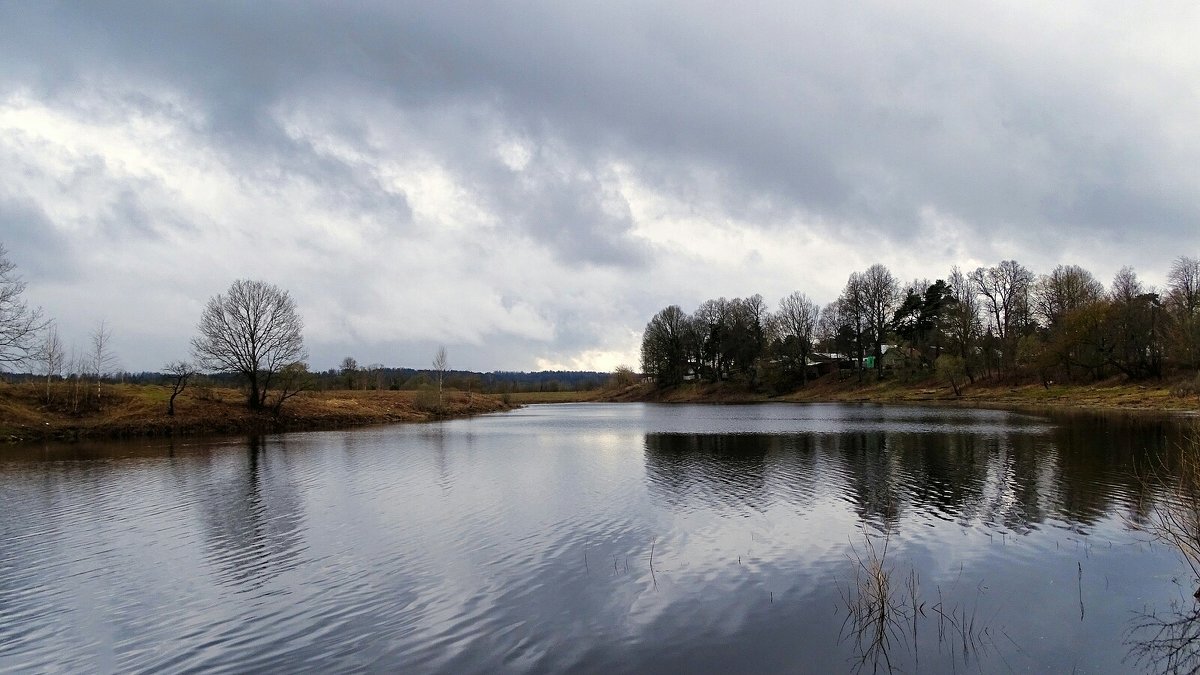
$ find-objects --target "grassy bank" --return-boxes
[601,372,1200,413]
[0,383,517,443]
[12,372,1187,445]
[503,390,608,404]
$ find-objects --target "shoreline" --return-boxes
[595,375,1200,416]
[4,375,1196,445]
[0,385,518,445]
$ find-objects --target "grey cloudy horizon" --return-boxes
[2,1,1197,373]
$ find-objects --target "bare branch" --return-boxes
[191,279,306,410]
[0,243,48,368]
[164,360,195,416]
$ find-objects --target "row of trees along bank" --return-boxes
[641,258,1200,393]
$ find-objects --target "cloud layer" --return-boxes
[1,1,1197,371]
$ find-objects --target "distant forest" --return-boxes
[1,367,611,395]
[641,257,1200,393]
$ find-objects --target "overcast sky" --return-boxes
[2,1,1197,373]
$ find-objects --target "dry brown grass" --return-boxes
[0,383,515,443]
[836,527,1000,673]
[606,372,1199,413]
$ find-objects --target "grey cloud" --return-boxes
[10,1,1192,249]
[0,195,73,281]
[482,159,648,268]
[2,1,1197,369]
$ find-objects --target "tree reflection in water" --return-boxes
[1126,423,1200,674]
[641,413,1177,531]
[1128,600,1200,674]
[642,433,772,512]
[197,437,306,590]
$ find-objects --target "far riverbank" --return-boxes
[6,373,1195,445]
[0,384,516,444]
[593,373,1200,415]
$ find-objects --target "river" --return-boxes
[1,403,1196,673]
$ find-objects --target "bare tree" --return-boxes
[944,266,982,379]
[0,243,46,368]
[39,321,65,401]
[642,305,691,386]
[365,363,384,390]
[340,356,359,389]
[271,361,311,414]
[192,279,307,410]
[971,260,1034,371]
[89,319,119,403]
[1108,266,1162,379]
[815,301,845,355]
[611,365,637,388]
[163,360,195,416]
[776,291,820,385]
[1166,256,1200,369]
[67,344,84,413]
[1033,264,1104,329]
[860,263,900,379]
[840,272,869,382]
[432,346,448,405]
[1168,256,1200,315]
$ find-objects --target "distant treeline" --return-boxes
[1,242,618,411]
[298,367,611,393]
[642,257,1200,392]
[2,367,612,394]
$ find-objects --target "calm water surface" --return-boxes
[1,403,1197,673]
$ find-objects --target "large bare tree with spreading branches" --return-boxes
[776,291,820,385]
[0,243,46,369]
[860,263,899,380]
[192,279,306,410]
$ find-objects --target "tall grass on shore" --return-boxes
[836,527,1000,674]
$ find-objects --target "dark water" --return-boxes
[1,403,1197,673]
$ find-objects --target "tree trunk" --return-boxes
[248,371,261,410]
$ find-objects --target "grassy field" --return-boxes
[0,383,516,443]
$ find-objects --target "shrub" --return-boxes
[1171,373,1200,399]
[412,388,443,414]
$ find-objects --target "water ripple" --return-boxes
[0,404,1192,673]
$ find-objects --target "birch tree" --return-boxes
[89,319,118,403]
[432,346,448,405]
[39,321,65,400]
